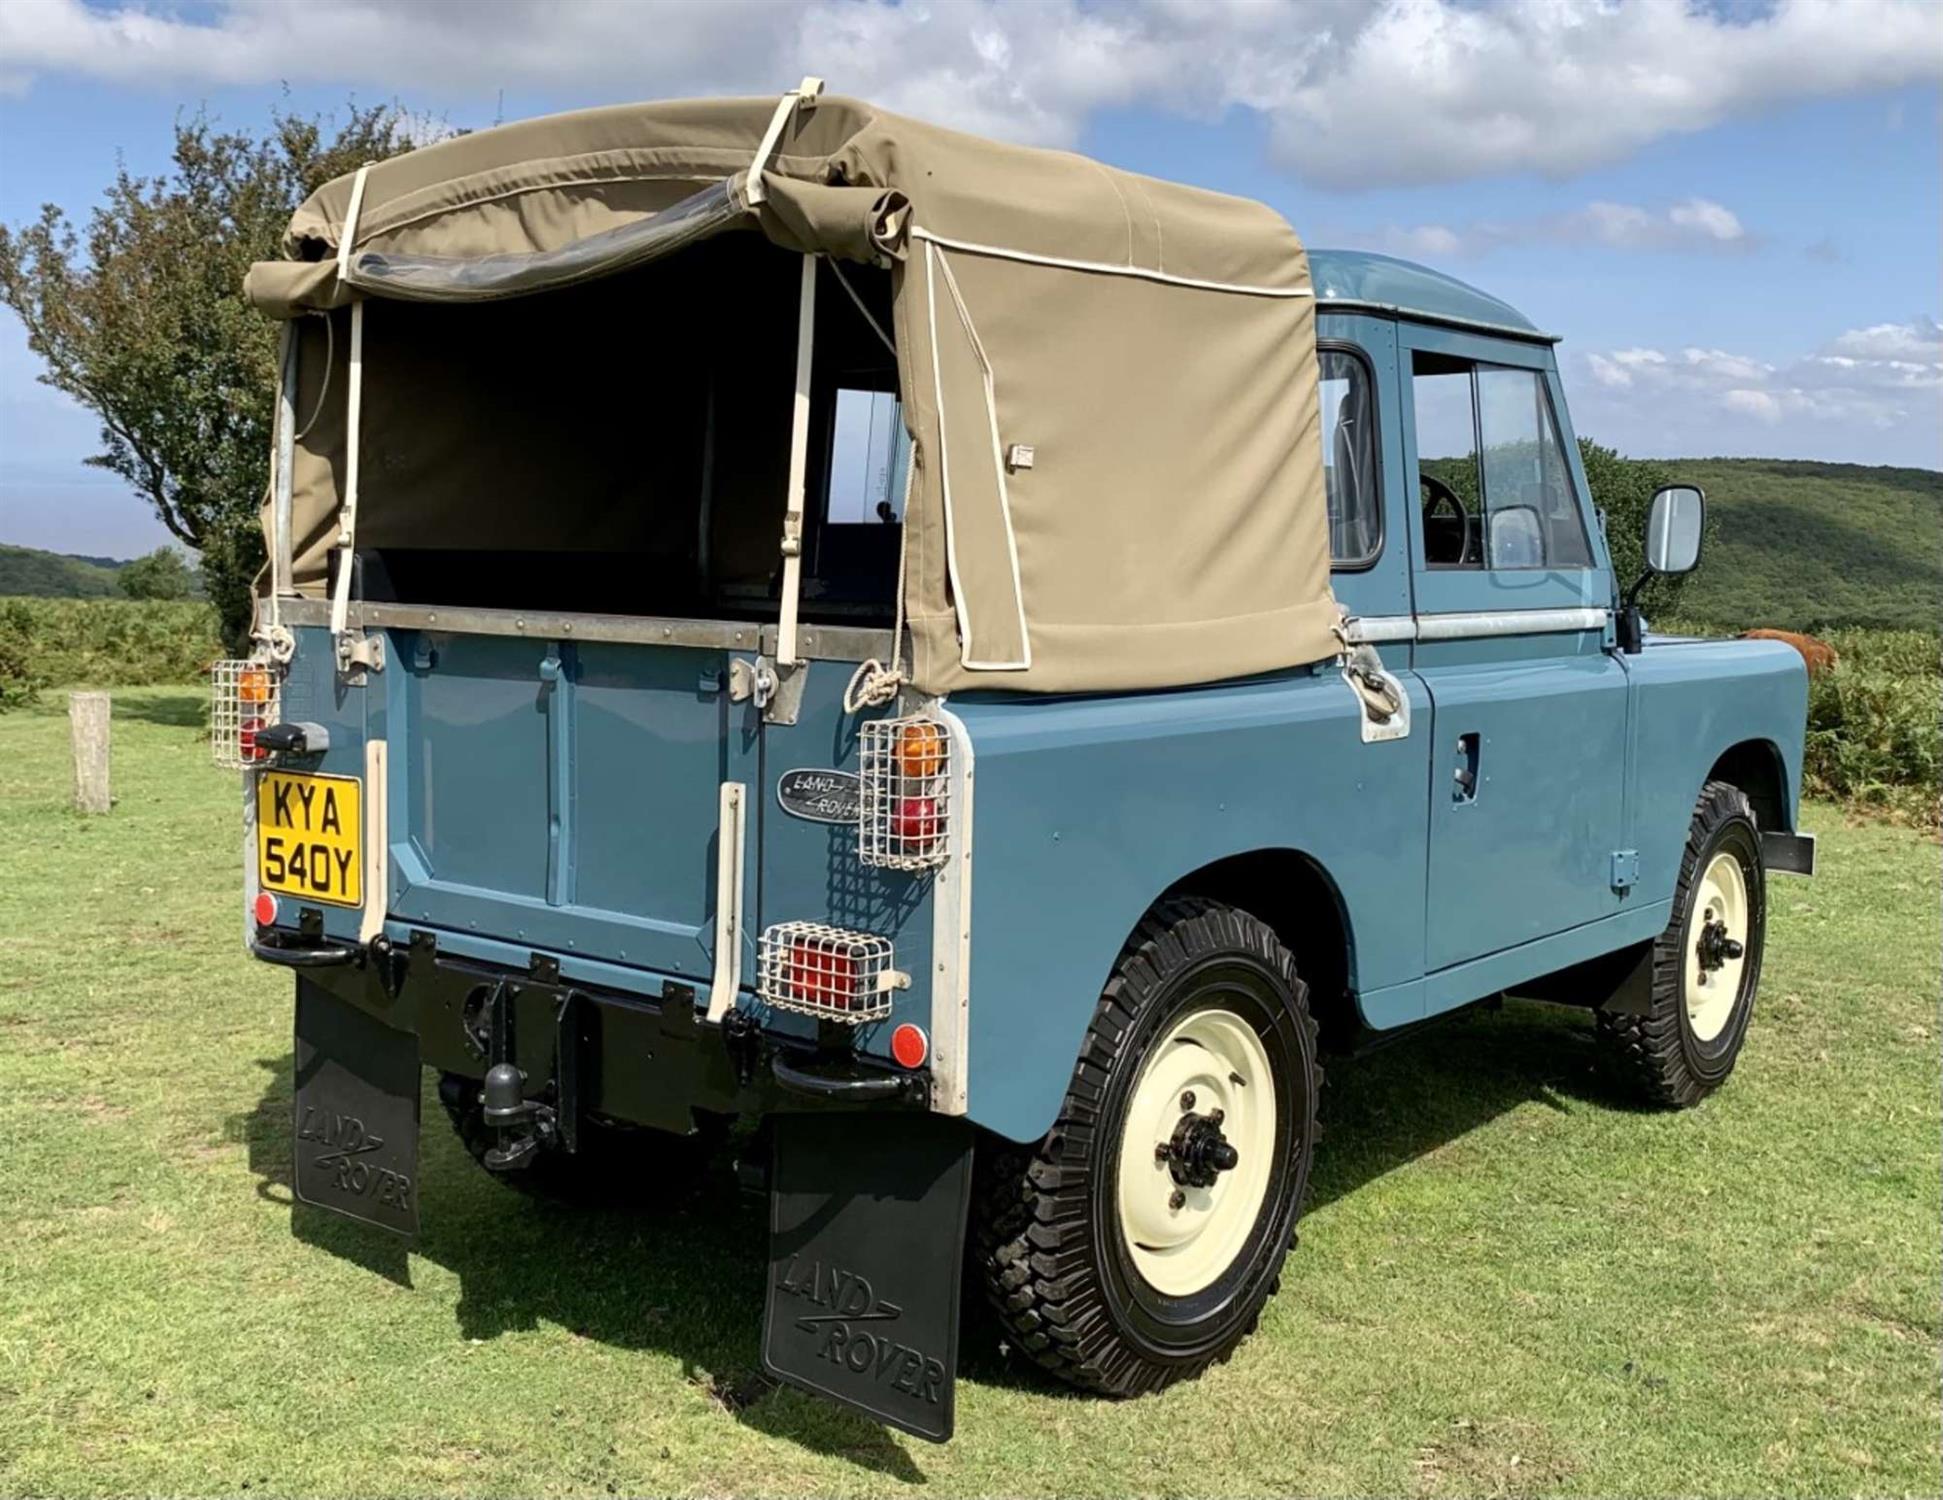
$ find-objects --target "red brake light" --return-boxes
[892,795,939,847]
[252,891,279,928]
[239,714,268,764]
[790,940,856,1010]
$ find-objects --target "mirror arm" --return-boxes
[1617,568,1652,655]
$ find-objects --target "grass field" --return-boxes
[1,688,1937,1498]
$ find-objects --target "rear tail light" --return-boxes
[211,658,281,770]
[758,922,906,1023]
[859,715,951,870]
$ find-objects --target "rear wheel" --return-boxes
[974,898,1319,1396]
[437,1072,722,1208]
[1597,780,1766,1107]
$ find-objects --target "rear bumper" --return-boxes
[265,929,932,1131]
[1762,830,1817,877]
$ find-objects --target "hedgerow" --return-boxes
[0,597,223,708]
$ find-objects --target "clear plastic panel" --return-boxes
[344,180,742,304]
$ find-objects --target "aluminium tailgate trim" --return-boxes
[279,596,895,665]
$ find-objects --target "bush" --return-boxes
[0,597,223,708]
[0,601,50,709]
[1803,629,1941,826]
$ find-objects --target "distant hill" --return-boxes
[0,544,126,598]
[1664,460,1941,633]
[3,458,1935,629]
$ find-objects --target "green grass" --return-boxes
[1667,460,1943,633]
[1,689,1938,1497]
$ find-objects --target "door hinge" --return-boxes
[1610,849,1640,891]
[334,629,385,683]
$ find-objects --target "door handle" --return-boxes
[1452,732,1480,803]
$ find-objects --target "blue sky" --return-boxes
[1,0,1938,558]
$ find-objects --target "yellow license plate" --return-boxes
[257,772,362,908]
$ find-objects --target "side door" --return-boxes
[1398,326,1630,981]
[1315,314,1434,1028]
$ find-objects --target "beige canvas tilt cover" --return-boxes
[245,91,1341,695]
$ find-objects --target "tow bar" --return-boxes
[469,976,586,1171]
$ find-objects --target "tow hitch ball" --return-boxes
[480,1061,558,1171]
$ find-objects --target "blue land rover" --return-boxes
[221,85,1813,1440]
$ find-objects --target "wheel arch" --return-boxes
[1705,738,1792,832]
[1161,847,1358,1050]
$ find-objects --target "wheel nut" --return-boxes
[1208,1107,1224,1126]
[1168,1189,1186,1211]
[1179,1090,1196,1112]
[1154,1142,1171,1164]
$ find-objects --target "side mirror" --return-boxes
[1643,483,1705,576]
[1617,483,1705,655]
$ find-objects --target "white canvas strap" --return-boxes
[335,164,370,281]
[328,163,373,644]
[774,253,817,668]
[745,77,823,207]
[328,298,365,638]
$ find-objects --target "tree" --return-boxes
[117,545,197,600]
[1577,437,1717,617]
[0,105,429,651]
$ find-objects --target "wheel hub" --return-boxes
[1695,915,1744,973]
[1159,1108,1240,1189]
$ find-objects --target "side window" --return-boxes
[825,387,910,525]
[1320,349,1380,567]
[1412,353,1593,570]
[1412,352,1483,568]
[1475,368,1592,569]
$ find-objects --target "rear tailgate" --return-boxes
[381,629,756,984]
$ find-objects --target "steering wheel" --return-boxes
[1420,473,1475,566]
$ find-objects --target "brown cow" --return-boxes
[1741,628,1839,675]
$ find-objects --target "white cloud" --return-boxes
[1572,317,1943,461]
[1356,197,1754,259]
[1666,197,1745,244]
[0,0,1938,188]
[1824,317,1943,363]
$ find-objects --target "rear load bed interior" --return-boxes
[324,233,904,624]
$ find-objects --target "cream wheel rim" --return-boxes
[1115,1007,1277,1298]
[1685,850,1749,1042]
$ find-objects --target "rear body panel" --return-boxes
[271,624,938,1070]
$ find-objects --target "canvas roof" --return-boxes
[247,91,1340,695]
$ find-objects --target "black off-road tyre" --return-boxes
[1596,780,1766,1108]
[973,898,1320,1396]
[437,1072,723,1208]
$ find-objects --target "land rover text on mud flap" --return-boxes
[218,81,1814,1441]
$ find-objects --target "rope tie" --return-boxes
[842,451,916,714]
[1333,616,1401,723]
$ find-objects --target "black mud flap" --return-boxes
[293,978,421,1236]
[763,1111,973,1442]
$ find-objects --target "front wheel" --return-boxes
[974,899,1319,1396]
[1597,780,1767,1107]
